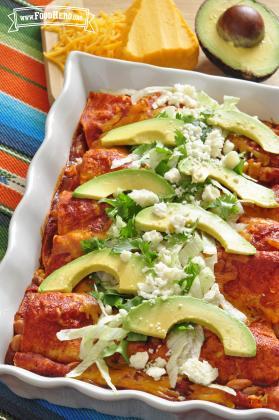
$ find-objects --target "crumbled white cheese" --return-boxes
[186,140,211,161]
[164,168,181,184]
[142,230,163,245]
[169,208,197,233]
[180,358,218,386]
[128,189,159,207]
[138,261,183,300]
[205,128,225,159]
[120,250,132,262]
[153,357,167,368]
[110,153,139,169]
[183,124,202,143]
[222,151,240,170]
[155,261,185,282]
[145,366,166,381]
[191,166,209,183]
[223,139,235,155]
[109,215,126,237]
[152,84,198,109]
[152,202,168,218]
[202,184,220,202]
[129,352,149,370]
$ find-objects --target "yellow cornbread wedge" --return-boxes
[122,0,199,70]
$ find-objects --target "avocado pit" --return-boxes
[217,5,265,48]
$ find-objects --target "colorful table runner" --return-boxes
[0,0,136,418]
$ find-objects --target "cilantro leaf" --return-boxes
[199,111,213,123]
[126,332,148,342]
[206,193,239,221]
[178,259,201,294]
[176,113,195,124]
[81,237,106,254]
[102,193,141,222]
[156,111,168,119]
[177,176,209,202]
[118,295,144,311]
[166,231,194,246]
[155,159,170,176]
[175,130,186,146]
[119,218,138,239]
[233,158,245,175]
[170,322,195,333]
[134,239,157,266]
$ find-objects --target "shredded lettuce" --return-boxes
[57,310,129,389]
[179,232,204,265]
[166,326,204,388]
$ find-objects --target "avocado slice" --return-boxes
[208,109,279,154]
[135,203,256,255]
[123,296,256,357]
[73,168,174,199]
[38,249,145,294]
[195,0,279,81]
[100,118,184,147]
[179,158,277,208]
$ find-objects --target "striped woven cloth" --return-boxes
[0,0,49,259]
[0,1,138,419]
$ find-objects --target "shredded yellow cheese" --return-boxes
[43,8,127,70]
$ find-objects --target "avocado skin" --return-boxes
[198,40,278,82]
[195,0,279,82]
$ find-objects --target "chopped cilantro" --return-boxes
[170,322,195,333]
[133,239,157,266]
[81,237,106,254]
[92,286,144,314]
[166,230,194,246]
[126,332,148,342]
[233,158,245,175]
[119,295,144,311]
[156,111,168,119]
[176,113,195,124]
[175,130,186,146]
[178,259,201,294]
[119,218,138,239]
[102,193,141,222]
[206,193,239,221]
[177,176,209,202]
[155,159,170,176]
[199,110,213,123]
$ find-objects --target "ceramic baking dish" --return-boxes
[0,52,278,420]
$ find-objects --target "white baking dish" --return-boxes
[0,52,278,420]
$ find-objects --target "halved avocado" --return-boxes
[73,168,174,199]
[179,158,277,208]
[135,203,256,255]
[208,109,279,154]
[38,249,145,294]
[195,0,279,81]
[123,296,256,357]
[100,118,184,147]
